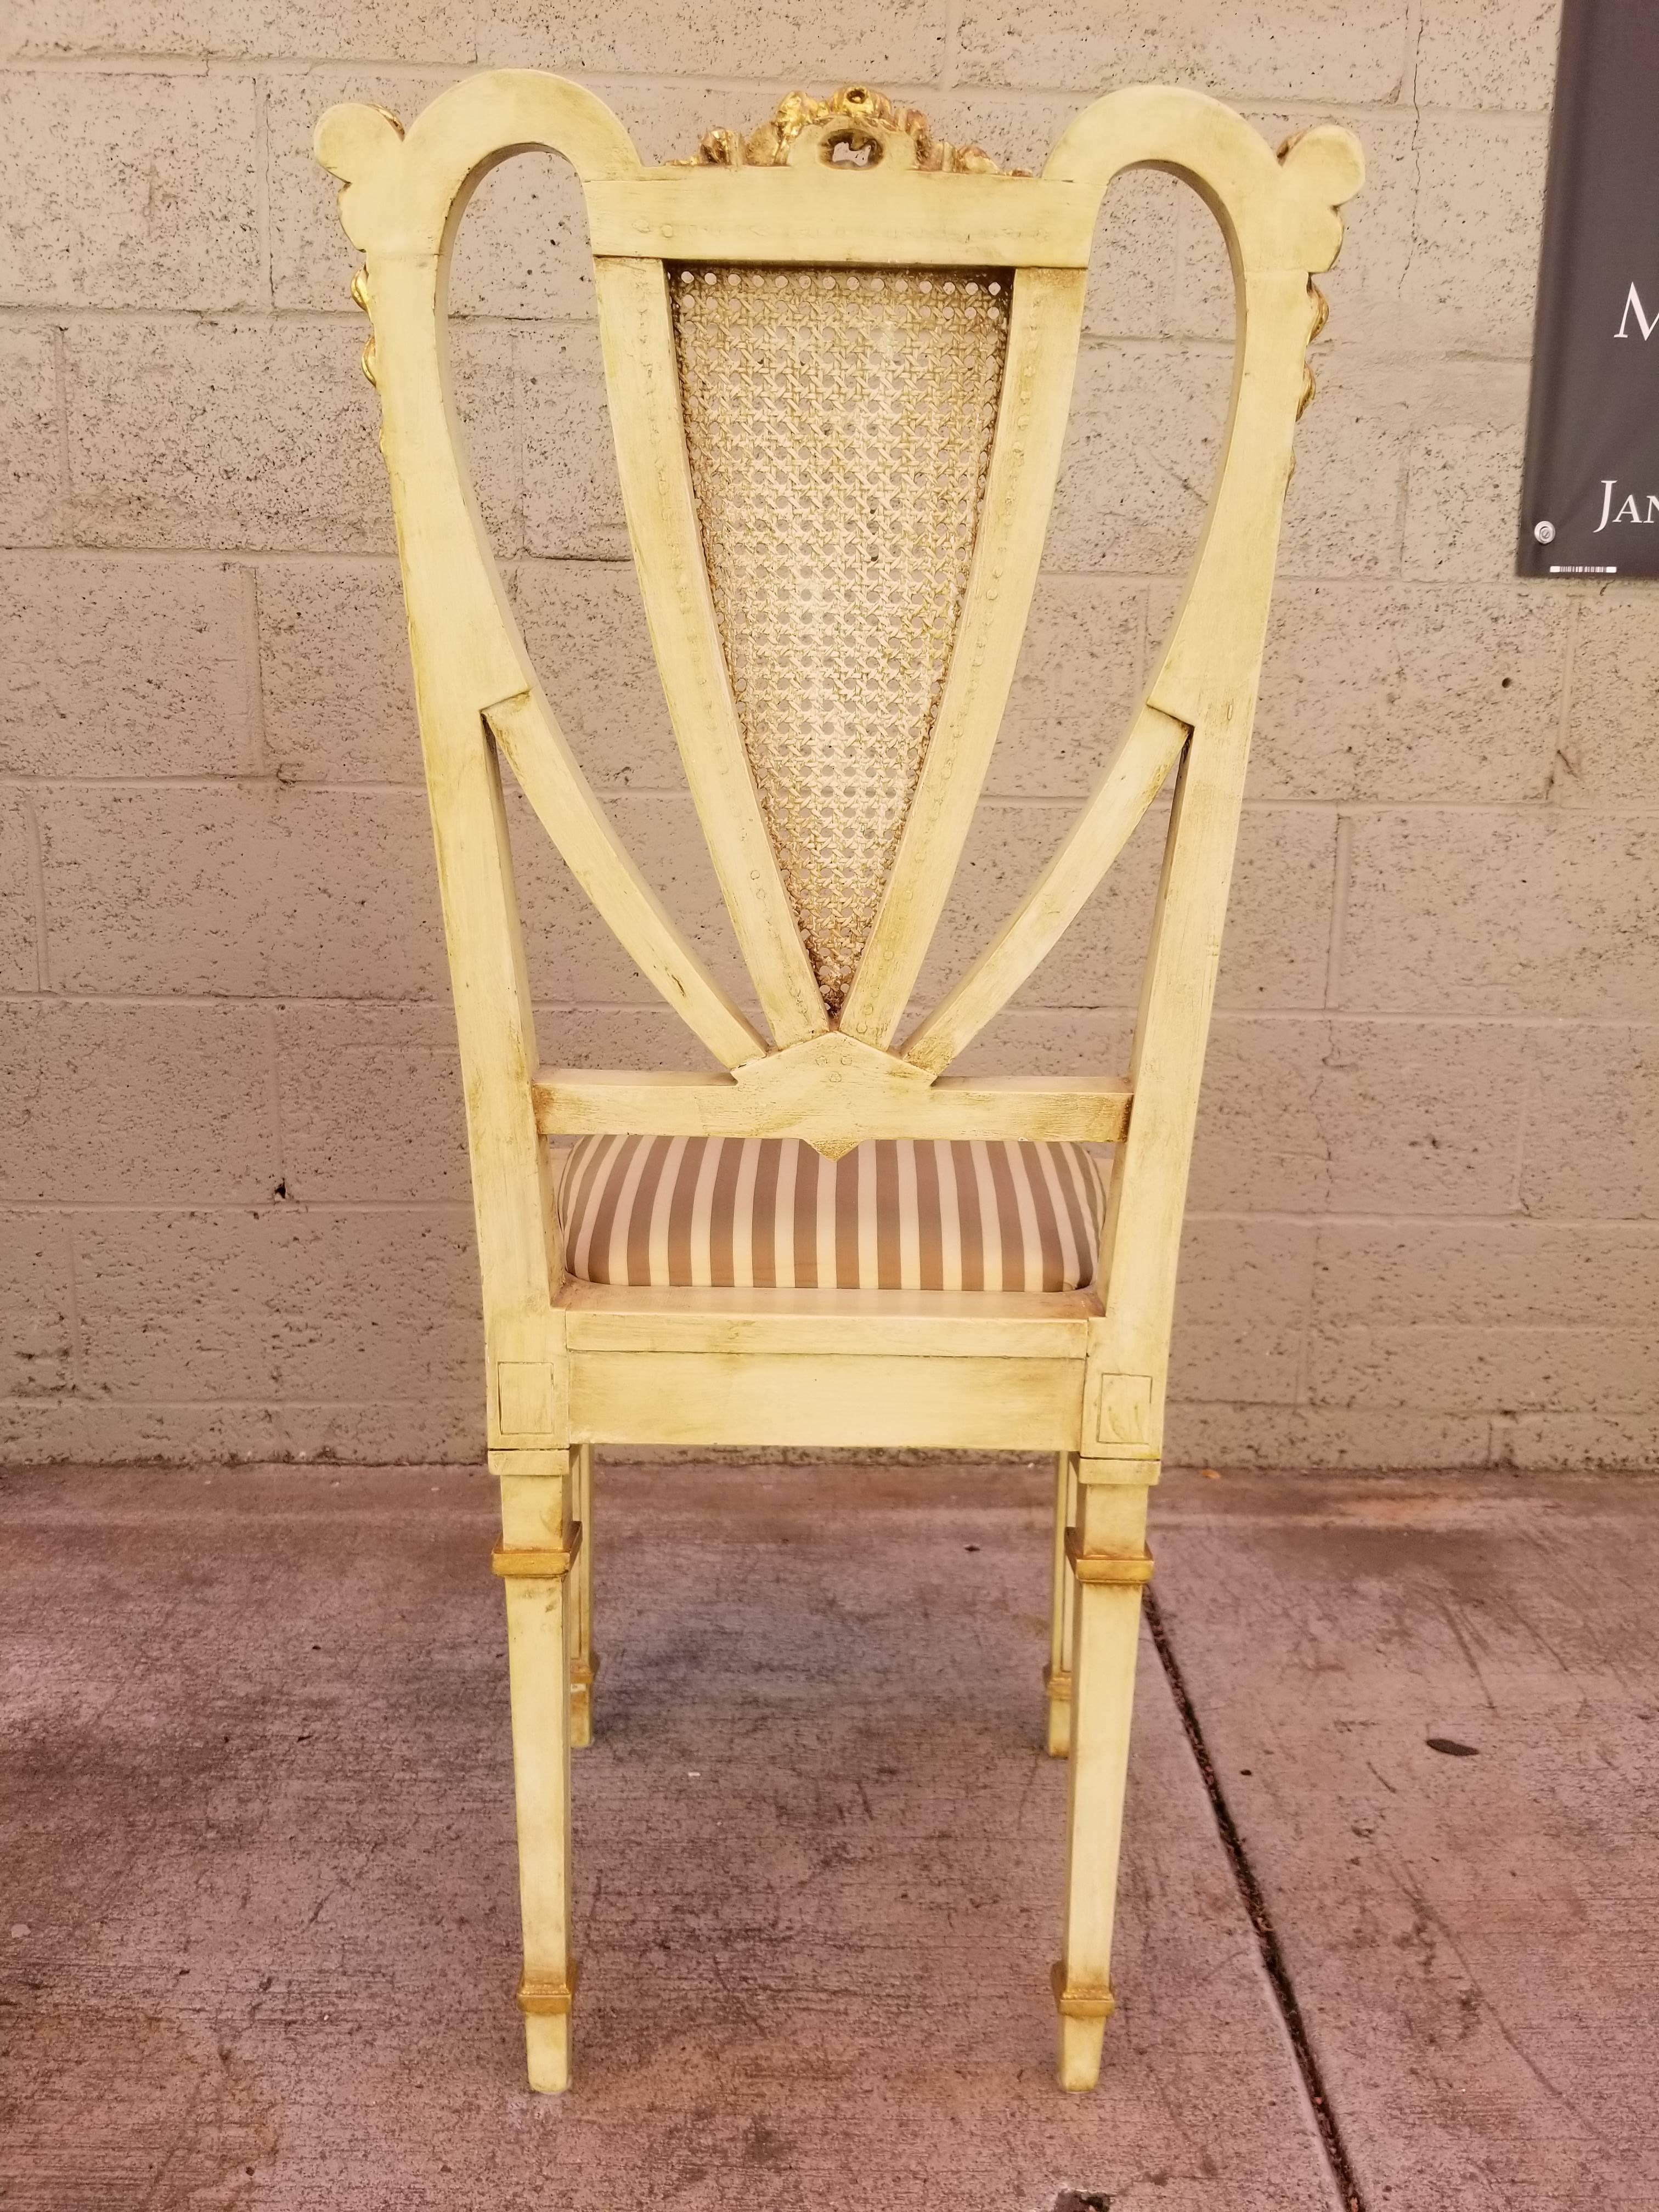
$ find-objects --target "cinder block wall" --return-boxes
[4,2,1653,1471]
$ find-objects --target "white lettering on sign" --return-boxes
[1616,282,1659,338]
[1594,478,1659,531]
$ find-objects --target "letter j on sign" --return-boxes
[1520,0,1659,577]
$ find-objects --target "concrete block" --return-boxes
[1520,1025,1659,1221]
[1166,159,1243,343]
[474,0,945,80]
[0,793,40,990]
[1339,810,1659,1017]
[1403,421,1529,580]
[952,1007,1531,1220]
[1314,1217,1659,1329]
[1310,1319,1659,1417]
[954,1,1410,100]
[1078,168,1184,340]
[1050,343,1404,579]
[509,787,752,1005]
[281,1398,483,1464]
[0,1397,86,1462]
[1048,341,1232,575]
[63,319,516,554]
[0,71,259,311]
[1278,352,1414,579]
[1502,1410,1659,1471]
[0,1211,74,1399]
[1560,591,1659,807]
[533,1001,725,1071]
[257,557,417,783]
[1221,806,1339,1010]
[986,575,1146,797]
[267,70,591,320]
[0,1001,278,1203]
[72,1205,480,1402]
[920,797,1334,1012]
[511,558,681,792]
[929,93,1178,333]
[0,554,255,776]
[1412,0,1563,110]
[520,325,628,559]
[274,1002,467,1203]
[1307,1219,1659,1413]
[946,1005,1135,1080]
[1169,1214,1316,1404]
[1172,111,1546,359]
[1201,579,1567,805]
[1401,366,1531,579]
[1165,1401,1493,1469]
[78,1398,285,1463]
[7,0,476,60]
[0,326,62,546]
[1398,117,1547,358]
[0,6,1632,1468]
[1191,1014,1532,1215]
[522,77,797,170]
[38,783,449,999]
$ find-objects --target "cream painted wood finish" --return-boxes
[315,75,1361,2096]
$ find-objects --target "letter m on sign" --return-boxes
[1617,282,1659,338]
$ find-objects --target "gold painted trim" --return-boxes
[1051,1962,1116,2020]
[516,1962,582,2017]
[674,84,1024,177]
[1064,1532,1155,1587]
[492,1525,585,1579]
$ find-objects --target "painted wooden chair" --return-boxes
[315,75,1360,2096]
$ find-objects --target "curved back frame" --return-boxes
[316,75,1361,1451]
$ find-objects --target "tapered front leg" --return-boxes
[1045,1451,1079,1756]
[1054,1474,1152,2091]
[495,1453,580,2092]
[569,1442,597,1748]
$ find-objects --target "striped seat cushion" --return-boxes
[558,1136,1105,1293]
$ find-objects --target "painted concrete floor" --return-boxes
[1,1460,1654,2211]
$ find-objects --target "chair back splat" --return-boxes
[317,76,1362,2097]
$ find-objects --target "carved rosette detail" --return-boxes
[678,84,1027,177]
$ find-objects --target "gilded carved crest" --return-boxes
[679,84,1026,177]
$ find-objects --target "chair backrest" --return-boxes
[315,76,1361,1446]
[671,248,1011,1016]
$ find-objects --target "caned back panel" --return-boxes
[669,263,1010,1012]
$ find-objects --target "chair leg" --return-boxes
[569,1442,596,1749]
[1054,1476,1151,2092]
[496,1456,579,2093]
[1043,1450,1078,1757]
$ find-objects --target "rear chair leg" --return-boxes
[1054,1474,1152,2092]
[1044,1450,1079,1756]
[494,1452,580,2092]
[569,1442,597,1748]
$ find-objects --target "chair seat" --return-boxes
[558,1135,1105,1292]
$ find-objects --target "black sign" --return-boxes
[1518,0,1659,578]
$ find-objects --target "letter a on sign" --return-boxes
[1520,0,1659,577]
